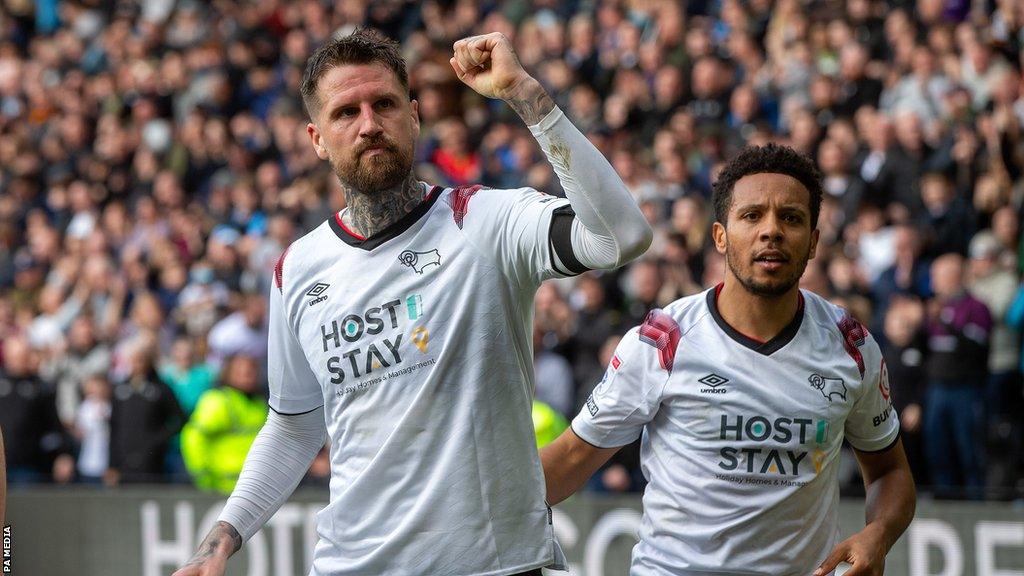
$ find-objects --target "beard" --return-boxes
[725,242,812,298]
[332,135,413,194]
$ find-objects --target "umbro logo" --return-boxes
[699,373,729,394]
[306,282,329,306]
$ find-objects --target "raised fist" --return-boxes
[450,33,532,101]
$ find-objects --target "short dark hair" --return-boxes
[919,170,950,187]
[301,28,409,120]
[711,143,823,228]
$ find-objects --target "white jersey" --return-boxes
[572,287,900,576]
[269,183,574,575]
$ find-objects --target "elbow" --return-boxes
[636,222,655,256]
[617,221,654,266]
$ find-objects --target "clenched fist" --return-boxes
[450,32,554,125]
[450,33,532,101]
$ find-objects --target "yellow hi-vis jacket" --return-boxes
[532,400,569,448]
[181,387,268,494]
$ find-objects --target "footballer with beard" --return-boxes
[174,28,653,576]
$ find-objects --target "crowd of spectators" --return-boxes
[0,0,1022,500]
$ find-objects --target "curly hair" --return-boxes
[711,143,823,228]
[301,28,409,120]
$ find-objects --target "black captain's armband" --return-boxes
[548,205,591,276]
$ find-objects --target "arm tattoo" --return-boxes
[505,79,556,126]
[342,174,424,238]
[182,521,242,567]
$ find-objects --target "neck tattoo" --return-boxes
[341,173,423,238]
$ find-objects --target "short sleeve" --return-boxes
[267,268,324,415]
[571,326,671,448]
[451,186,574,287]
[844,334,900,452]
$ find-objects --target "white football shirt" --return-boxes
[269,182,574,575]
[573,286,900,576]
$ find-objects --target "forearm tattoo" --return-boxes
[182,521,242,566]
[506,79,556,126]
[342,174,423,238]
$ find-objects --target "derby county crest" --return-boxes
[398,249,441,274]
[809,373,848,402]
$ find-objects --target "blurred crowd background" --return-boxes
[0,0,1022,501]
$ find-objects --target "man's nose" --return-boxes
[759,212,784,242]
[358,106,384,138]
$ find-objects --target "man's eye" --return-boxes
[377,99,393,109]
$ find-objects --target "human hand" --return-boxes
[814,524,888,576]
[901,403,921,432]
[450,33,532,102]
[951,129,978,164]
[171,553,228,576]
[601,464,631,492]
[52,454,75,484]
[53,257,81,285]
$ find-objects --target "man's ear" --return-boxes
[808,228,820,260]
[307,122,329,160]
[410,99,421,139]
[712,221,727,254]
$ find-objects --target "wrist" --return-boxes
[502,75,541,102]
[503,77,555,126]
[862,520,894,553]
[209,521,243,556]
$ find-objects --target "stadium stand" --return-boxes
[0,0,1021,500]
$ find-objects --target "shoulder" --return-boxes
[802,289,877,378]
[195,387,238,417]
[801,289,848,326]
[210,312,244,336]
[967,294,994,315]
[440,184,544,204]
[661,290,713,329]
[273,222,336,294]
[626,290,711,374]
[441,184,562,228]
[195,386,228,406]
[190,389,231,425]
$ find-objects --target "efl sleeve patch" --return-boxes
[638,309,681,374]
[274,246,291,293]
[878,357,891,402]
[837,315,867,378]
[446,184,484,229]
